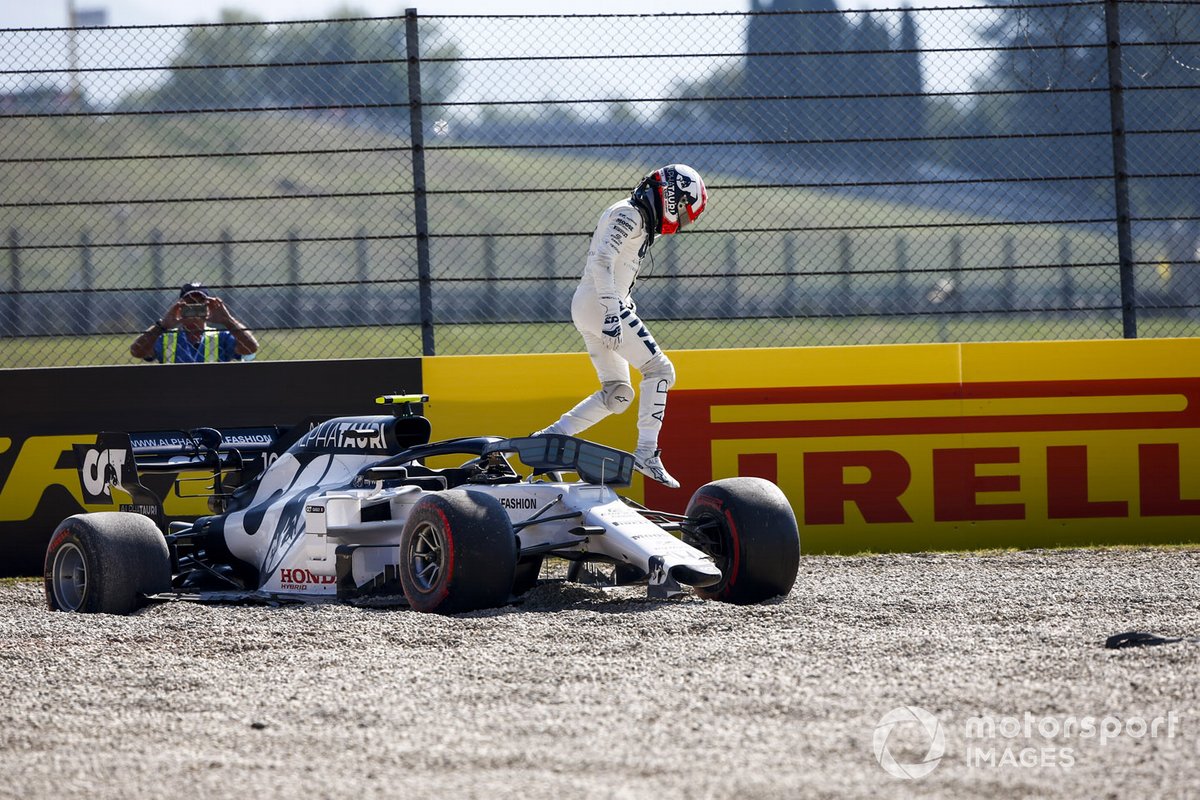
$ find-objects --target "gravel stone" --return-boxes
[2,549,1198,799]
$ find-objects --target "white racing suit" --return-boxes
[541,198,676,459]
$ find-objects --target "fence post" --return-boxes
[145,228,164,325]
[1001,235,1016,311]
[836,234,853,315]
[894,236,910,313]
[219,229,234,306]
[353,228,369,327]
[6,229,21,337]
[482,236,498,322]
[286,230,301,327]
[949,234,963,313]
[722,236,738,318]
[541,235,556,317]
[79,231,94,335]
[779,234,796,316]
[1104,0,1136,338]
[662,236,680,319]
[1059,236,1075,309]
[406,7,435,355]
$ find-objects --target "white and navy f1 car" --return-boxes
[46,395,800,615]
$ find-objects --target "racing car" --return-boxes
[45,395,800,615]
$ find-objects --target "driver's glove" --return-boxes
[600,295,623,350]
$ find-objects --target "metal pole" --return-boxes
[483,236,498,322]
[219,229,235,306]
[779,234,796,316]
[897,235,912,311]
[894,236,910,313]
[1059,236,1075,310]
[720,236,738,318]
[1104,0,1137,338]
[406,8,435,355]
[541,236,556,320]
[949,234,963,314]
[66,0,82,108]
[663,236,680,319]
[1001,235,1016,312]
[79,230,93,335]
[146,228,163,325]
[150,229,164,288]
[354,228,369,327]
[837,234,852,315]
[287,231,301,328]
[5,229,22,337]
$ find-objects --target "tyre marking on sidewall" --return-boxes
[45,526,79,611]
[47,526,73,555]
[423,504,455,606]
[723,508,741,596]
[439,505,455,604]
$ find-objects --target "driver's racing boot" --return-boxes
[634,449,680,489]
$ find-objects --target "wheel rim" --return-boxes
[408,521,446,593]
[685,514,730,580]
[51,542,87,611]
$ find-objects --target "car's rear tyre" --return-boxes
[683,477,800,605]
[399,490,517,613]
[44,512,171,615]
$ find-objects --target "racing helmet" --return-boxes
[631,164,708,236]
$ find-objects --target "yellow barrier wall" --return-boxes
[425,338,1200,553]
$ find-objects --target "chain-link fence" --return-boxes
[2,1,1198,367]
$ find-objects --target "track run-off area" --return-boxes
[2,548,1198,799]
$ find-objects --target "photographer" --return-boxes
[130,282,259,363]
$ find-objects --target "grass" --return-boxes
[3,114,1129,287]
[3,113,1186,368]
[7,313,1197,368]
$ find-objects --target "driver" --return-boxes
[534,164,708,489]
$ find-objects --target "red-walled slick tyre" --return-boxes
[399,490,517,614]
[683,477,800,605]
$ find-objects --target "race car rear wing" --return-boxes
[126,427,281,457]
[72,424,304,525]
[74,431,171,525]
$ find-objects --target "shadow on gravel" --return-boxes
[139,580,793,619]
[492,580,792,617]
[496,580,683,616]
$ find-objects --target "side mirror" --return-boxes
[360,465,410,483]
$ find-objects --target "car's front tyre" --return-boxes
[399,491,517,613]
[683,477,800,604]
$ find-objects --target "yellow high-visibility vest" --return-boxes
[162,330,221,363]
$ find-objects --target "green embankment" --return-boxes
[2,114,1174,366]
